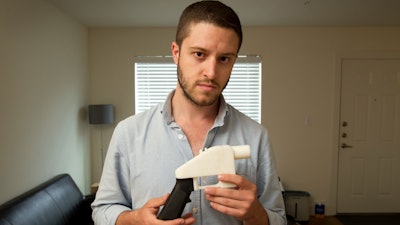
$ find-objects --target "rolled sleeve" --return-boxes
[92,122,132,225]
[92,204,131,225]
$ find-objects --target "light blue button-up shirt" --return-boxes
[92,91,286,225]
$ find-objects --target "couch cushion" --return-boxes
[0,174,84,225]
[0,218,11,225]
[0,189,65,225]
[44,174,83,223]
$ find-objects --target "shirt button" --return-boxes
[178,134,185,140]
[192,207,198,214]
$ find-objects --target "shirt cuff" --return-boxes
[101,204,132,225]
[265,208,286,225]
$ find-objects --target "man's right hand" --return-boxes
[115,194,196,225]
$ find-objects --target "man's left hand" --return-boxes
[204,174,269,225]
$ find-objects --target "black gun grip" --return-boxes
[157,178,194,220]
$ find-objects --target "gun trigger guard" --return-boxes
[197,181,236,190]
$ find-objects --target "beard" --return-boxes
[177,63,228,107]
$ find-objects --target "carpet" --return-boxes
[336,214,400,225]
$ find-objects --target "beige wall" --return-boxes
[88,27,176,181]
[0,0,90,204]
[89,26,400,215]
[3,0,399,216]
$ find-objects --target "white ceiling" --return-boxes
[46,0,400,27]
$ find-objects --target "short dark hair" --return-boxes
[176,0,242,52]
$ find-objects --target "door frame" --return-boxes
[331,51,400,214]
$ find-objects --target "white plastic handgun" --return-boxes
[158,145,251,220]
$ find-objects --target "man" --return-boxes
[91,1,286,225]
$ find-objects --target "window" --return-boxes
[135,55,262,123]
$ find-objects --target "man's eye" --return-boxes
[194,52,203,57]
[220,56,229,63]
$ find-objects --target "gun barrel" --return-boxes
[232,145,251,159]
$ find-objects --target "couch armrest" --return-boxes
[83,193,96,207]
[68,193,96,225]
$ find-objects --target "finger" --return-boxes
[181,213,193,219]
[205,188,256,209]
[220,175,258,196]
[207,193,256,220]
[181,213,196,224]
[218,174,250,188]
[182,217,196,225]
[209,200,244,217]
[146,194,170,208]
[207,193,250,209]
[205,186,249,201]
[160,217,195,225]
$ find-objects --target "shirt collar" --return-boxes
[161,90,229,127]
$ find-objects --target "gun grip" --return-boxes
[157,178,194,220]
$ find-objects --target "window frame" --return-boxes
[134,55,262,123]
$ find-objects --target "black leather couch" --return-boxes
[0,174,95,225]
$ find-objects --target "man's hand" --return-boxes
[204,174,269,225]
[116,194,195,225]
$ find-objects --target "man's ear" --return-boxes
[171,42,179,65]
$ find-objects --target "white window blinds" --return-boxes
[135,55,262,123]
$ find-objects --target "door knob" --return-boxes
[341,143,353,148]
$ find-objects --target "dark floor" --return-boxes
[336,214,400,225]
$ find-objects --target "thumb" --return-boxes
[146,193,170,208]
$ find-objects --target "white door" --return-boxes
[337,59,400,213]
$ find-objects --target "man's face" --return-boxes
[172,22,239,107]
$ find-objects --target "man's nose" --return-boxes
[203,58,217,79]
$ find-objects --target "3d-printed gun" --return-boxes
[157,145,250,220]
